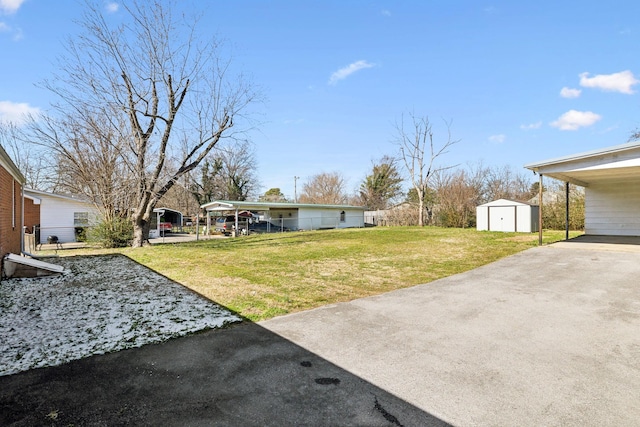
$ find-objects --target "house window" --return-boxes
[74,212,89,226]
[340,210,346,222]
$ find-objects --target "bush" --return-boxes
[541,188,585,231]
[88,216,134,248]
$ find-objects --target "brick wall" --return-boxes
[24,197,40,234]
[0,166,23,261]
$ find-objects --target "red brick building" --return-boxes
[23,194,40,234]
[0,144,25,271]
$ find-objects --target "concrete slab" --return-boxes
[1,244,638,425]
[262,245,640,426]
[0,323,444,426]
[553,234,640,253]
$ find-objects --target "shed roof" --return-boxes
[201,200,366,212]
[477,199,534,207]
[524,141,640,186]
[153,207,183,215]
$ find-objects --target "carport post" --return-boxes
[234,209,239,237]
[565,181,570,241]
[538,174,543,246]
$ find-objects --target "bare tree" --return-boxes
[190,139,260,204]
[27,111,136,223]
[0,121,50,189]
[396,114,458,226]
[299,172,348,204]
[214,140,260,201]
[477,163,535,203]
[28,0,259,246]
[432,169,479,228]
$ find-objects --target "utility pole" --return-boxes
[294,176,299,203]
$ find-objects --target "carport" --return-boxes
[525,141,640,243]
[200,200,365,236]
[150,207,183,237]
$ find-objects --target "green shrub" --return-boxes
[88,216,134,248]
[542,189,585,231]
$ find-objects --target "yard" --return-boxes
[1,227,577,376]
[50,227,579,321]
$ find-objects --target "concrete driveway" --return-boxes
[2,242,639,425]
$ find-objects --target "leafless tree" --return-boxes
[395,114,458,226]
[27,0,260,246]
[0,121,50,189]
[189,139,260,206]
[299,172,348,205]
[431,169,480,228]
[474,163,535,203]
[26,112,136,223]
[213,140,260,201]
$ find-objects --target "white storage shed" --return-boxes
[476,199,539,233]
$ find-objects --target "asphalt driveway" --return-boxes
[2,242,639,426]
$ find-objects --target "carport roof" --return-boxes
[201,200,366,212]
[524,141,640,186]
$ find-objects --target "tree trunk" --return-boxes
[418,191,425,226]
[132,213,151,247]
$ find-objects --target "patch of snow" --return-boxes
[0,254,241,376]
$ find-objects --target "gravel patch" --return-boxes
[0,254,241,376]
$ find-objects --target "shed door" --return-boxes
[490,206,516,232]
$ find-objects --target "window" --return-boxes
[340,210,346,222]
[74,212,89,226]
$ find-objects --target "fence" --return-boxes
[206,215,364,235]
[23,225,92,251]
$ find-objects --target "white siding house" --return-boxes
[525,141,640,237]
[584,181,640,236]
[201,200,365,233]
[24,189,100,244]
[476,199,539,233]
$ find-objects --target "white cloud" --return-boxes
[488,134,506,143]
[579,70,639,94]
[105,2,119,13]
[381,9,391,17]
[0,0,25,14]
[520,121,542,130]
[0,100,40,125]
[328,60,374,85]
[560,87,581,98]
[550,110,601,131]
[0,21,21,40]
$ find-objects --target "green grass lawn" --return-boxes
[55,227,580,321]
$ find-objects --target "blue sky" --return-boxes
[2,0,640,199]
